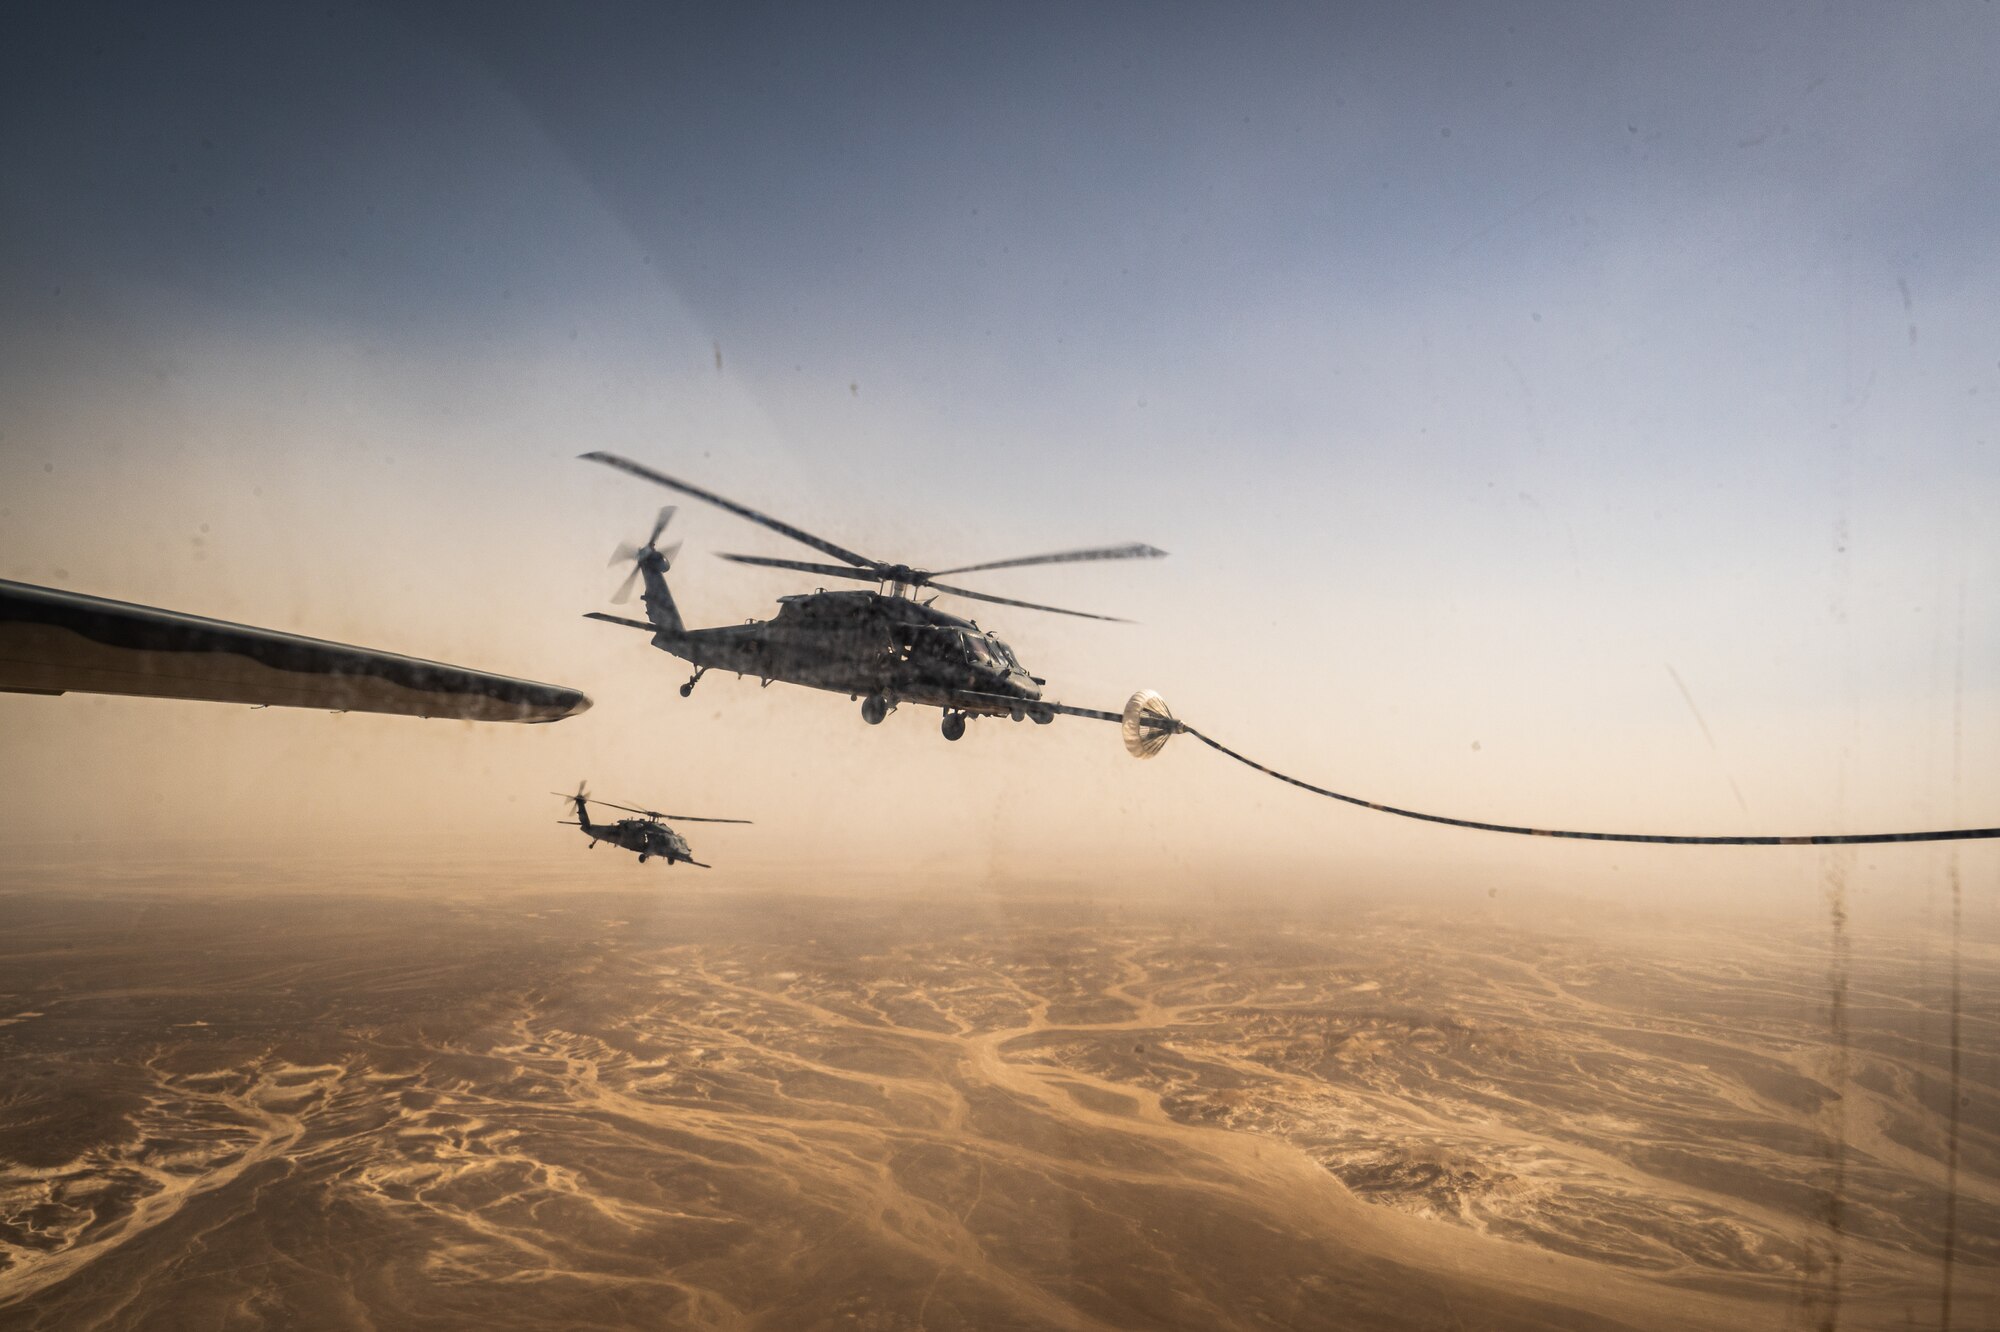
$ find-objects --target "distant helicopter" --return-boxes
[557,783,751,867]
[579,452,1166,741]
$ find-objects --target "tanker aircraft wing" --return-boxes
[0,579,591,723]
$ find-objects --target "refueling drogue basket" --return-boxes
[1121,689,1178,759]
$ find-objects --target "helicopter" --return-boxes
[557,783,751,866]
[578,452,1167,741]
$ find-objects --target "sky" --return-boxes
[2,1,1998,923]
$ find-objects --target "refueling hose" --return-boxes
[1172,721,1998,846]
[1106,690,2000,846]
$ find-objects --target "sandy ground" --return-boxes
[0,883,1991,1330]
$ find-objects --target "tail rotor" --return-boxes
[610,506,680,604]
[553,781,592,826]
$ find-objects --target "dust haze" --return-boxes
[5,2,2000,1328]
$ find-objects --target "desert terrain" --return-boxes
[0,879,1992,1330]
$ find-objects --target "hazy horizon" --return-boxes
[5,2,1997,905]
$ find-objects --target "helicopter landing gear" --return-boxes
[861,694,891,725]
[638,853,649,864]
[941,711,967,742]
[679,666,708,698]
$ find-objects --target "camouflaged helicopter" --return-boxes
[557,783,750,867]
[579,452,1166,742]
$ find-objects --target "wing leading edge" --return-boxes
[0,579,591,723]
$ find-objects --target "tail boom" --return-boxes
[637,552,686,638]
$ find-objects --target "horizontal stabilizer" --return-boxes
[583,612,656,632]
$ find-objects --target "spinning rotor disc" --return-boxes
[580,451,1164,622]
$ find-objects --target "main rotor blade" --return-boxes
[930,543,1169,576]
[717,553,880,583]
[580,452,877,570]
[588,795,750,823]
[589,798,663,817]
[926,580,1130,622]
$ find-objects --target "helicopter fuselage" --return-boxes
[653,589,1054,721]
[579,813,695,864]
